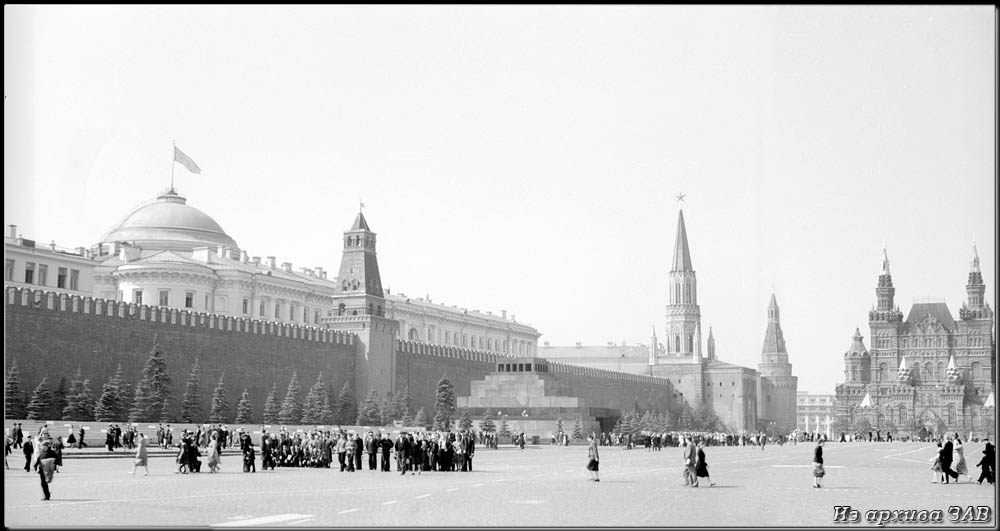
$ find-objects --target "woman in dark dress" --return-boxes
[696,439,714,486]
[813,439,825,488]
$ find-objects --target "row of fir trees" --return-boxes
[5,347,473,430]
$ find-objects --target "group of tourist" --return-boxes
[159,425,479,476]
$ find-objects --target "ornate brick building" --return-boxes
[835,247,995,439]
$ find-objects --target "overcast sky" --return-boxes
[4,6,995,395]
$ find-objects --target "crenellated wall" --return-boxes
[4,287,358,422]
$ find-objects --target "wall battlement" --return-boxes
[6,286,355,345]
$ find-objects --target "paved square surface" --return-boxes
[4,441,996,527]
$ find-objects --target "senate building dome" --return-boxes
[99,188,239,252]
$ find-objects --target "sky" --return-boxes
[4,5,996,395]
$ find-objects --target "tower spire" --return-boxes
[966,241,985,310]
[671,210,693,272]
[875,246,896,312]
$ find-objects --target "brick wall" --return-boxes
[5,287,357,423]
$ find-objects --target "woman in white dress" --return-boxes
[954,433,969,481]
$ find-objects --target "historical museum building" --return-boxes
[4,188,540,355]
[796,391,837,437]
[834,247,996,439]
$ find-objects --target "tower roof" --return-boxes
[100,189,239,252]
[880,246,891,276]
[858,391,874,409]
[350,211,371,232]
[845,328,869,358]
[671,210,693,272]
[971,243,980,273]
[905,302,956,331]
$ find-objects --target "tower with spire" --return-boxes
[706,327,716,361]
[665,209,702,363]
[324,209,399,399]
[868,246,903,387]
[757,292,798,432]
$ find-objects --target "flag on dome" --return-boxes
[173,145,201,174]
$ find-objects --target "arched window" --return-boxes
[898,406,906,423]
[879,363,888,381]
[686,334,693,353]
[377,305,383,317]
[851,367,857,381]
[408,328,419,341]
[674,335,680,353]
[972,409,980,428]
[971,362,981,380]
[923,362,932,381]
[947,405,956,425]
[337,303,346,316]
[684,282,691,304]
[368,303,374,315]
[445,331,451,343]
[936,362,944,380]
[675,284,681,304]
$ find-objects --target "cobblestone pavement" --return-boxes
[4,442,996,527]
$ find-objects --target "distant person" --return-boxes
[586,433,600,482]
[812,439,825,488]
[940,435,959,484]
[682,436,698,487]
[23,435,34,472]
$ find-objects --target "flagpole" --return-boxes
[170,140,175,192]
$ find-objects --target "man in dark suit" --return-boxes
[13,423,24,449]
[941,435,959,483]
[353,433,364,471]
[379,433,393,472]
[464,432,476,471]
[365,432,377,471]
[23,435,34,472]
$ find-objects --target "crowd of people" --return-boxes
[928,432,995,485]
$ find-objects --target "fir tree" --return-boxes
[277,372,302,424]
[480,412,496,433]
[114,369,132,422]
[132,345,171,421]
[393,386,412,422]
[356,387,381,426]
[52,376,69,421]
[572,417,584,440]
[180,358,203,423]
[127,379,147,423]
[319,393,334,425]
[333,381,354,425]
[234,389,253,424]
[159,395,173,423]
[413,406,428,429]
[262,382,280,424]
[26,375,54,420]
[63,368,94,421]
[378,392,393,425]
[431,374,455,431]
[208,373,230,423]
[498,415,511,439]
[93,374,120,422]
[301,374,328,425]
[458,409,473,431]
[5,359,26,419]
[400,406,414,427]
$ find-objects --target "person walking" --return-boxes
[812,439,825,488]
[131,434,149,476]
[930,441,943,483]
[953,434,970,482]
[23,435,34,473]
[976,435,995,485]
[940,435,959,484]
[34,439,57,501]
[77,426,87,449]
[586,433,600,482]
[207,433,221,473]
[682,436,698,487]
[696,438,715,487]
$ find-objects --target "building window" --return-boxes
[947,406,956,425]
[37,264,48,286]
[69,269,79,290]
[259,301,266,316]
[133,289,143,305]
[303,307,308,322]
[4,259,13,281]
[274,303,280,319]
[242,299,249,314]
[898,406,906,423]
[971,362,981,380]
[314,310,320,324]
[205,294,209,311]
[24,262,35,284]
[57,267,67,288]
[185,292,194,309]
[338,303,346,316]
[159,290,169,307]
